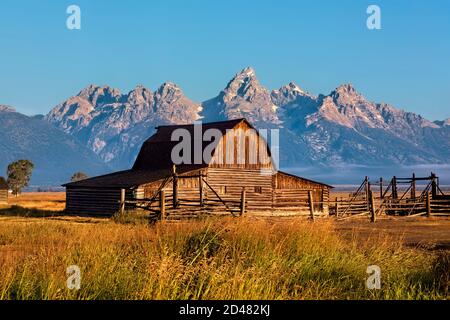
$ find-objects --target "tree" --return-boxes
[71,172,89,182]
[7,160,34,196]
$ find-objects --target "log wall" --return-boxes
[0,189,7,204]
[273,172,329,215]
[66,187,135,215]
[206,168,273,213]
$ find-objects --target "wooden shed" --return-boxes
[0,177,8,204]
[64,119,332,217]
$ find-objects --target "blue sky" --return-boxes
[0,0,449,120]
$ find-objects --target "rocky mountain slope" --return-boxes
[202,68,450,166]
[274,82,450,166]
[46,83,201,169]
[0,106,110,185]
[43,67,450,172]
[202,67,281,126]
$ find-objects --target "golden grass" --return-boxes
[0,192,447,300]
[4,192,65,211]
[0,215,447,300]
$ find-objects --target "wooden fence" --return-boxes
[119,175,247,221]
[119,186,322,221]
[331,174,450,221]
[118,172,450,222]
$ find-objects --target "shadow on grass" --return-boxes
[0,205,65,218]
[112,210,158,225]
[0,205,114,224]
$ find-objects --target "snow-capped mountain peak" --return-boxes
[44,67,450,169]
[0,105,16,113]
[445,118,450,127]
[223,67,265,100]
[46,82,201,166]
[434,118,450,127]
[335,83,357,94]
[271,82,314,108]
[202,67,281,125]
[77,84,125,107]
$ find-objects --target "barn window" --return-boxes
[254,186,262,194]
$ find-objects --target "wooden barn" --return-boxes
[0,177,8,204]
[63,119,332,217]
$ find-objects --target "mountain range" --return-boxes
[1,67,449,185]
[0,105,109,186]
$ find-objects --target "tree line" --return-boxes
[3,159,88,195]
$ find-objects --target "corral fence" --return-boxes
[332,173,450,222]
[117,168,321,222]
[120,187,321,222]
[118,169,450,222]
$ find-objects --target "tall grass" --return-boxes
[0,217,446,300]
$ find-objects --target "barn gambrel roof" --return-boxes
[132,118,271,170]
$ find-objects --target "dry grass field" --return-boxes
[3,192,66,211]
[0,192,448,300]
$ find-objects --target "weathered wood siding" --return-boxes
[140,169,203,199]
[0,189,7,204]
[137,168,274,216]
[206,168,273,213]
[273,172,329,215]
[204,121,276,215]
[66,187,134,215]
[210,122,273,171]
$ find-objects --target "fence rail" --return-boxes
[117,170,450,222]
[331,173,450,221]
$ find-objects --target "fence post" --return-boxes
[199,173,204,207]
[431,172,437,199]
[119,188,125,216]
[411,173,416,200]
[159,190,166,221]
[364,176,369,200]
[335,197,339,218]
[426,192,431,218]
[392,176,398,199]
[240,188,246,216]
[308,190,315,221]
[366,181,371,212]
[379,177,383,200]
[370,191,376,223]
[172,165,178,209]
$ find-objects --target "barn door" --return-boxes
[313,190,323,212]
